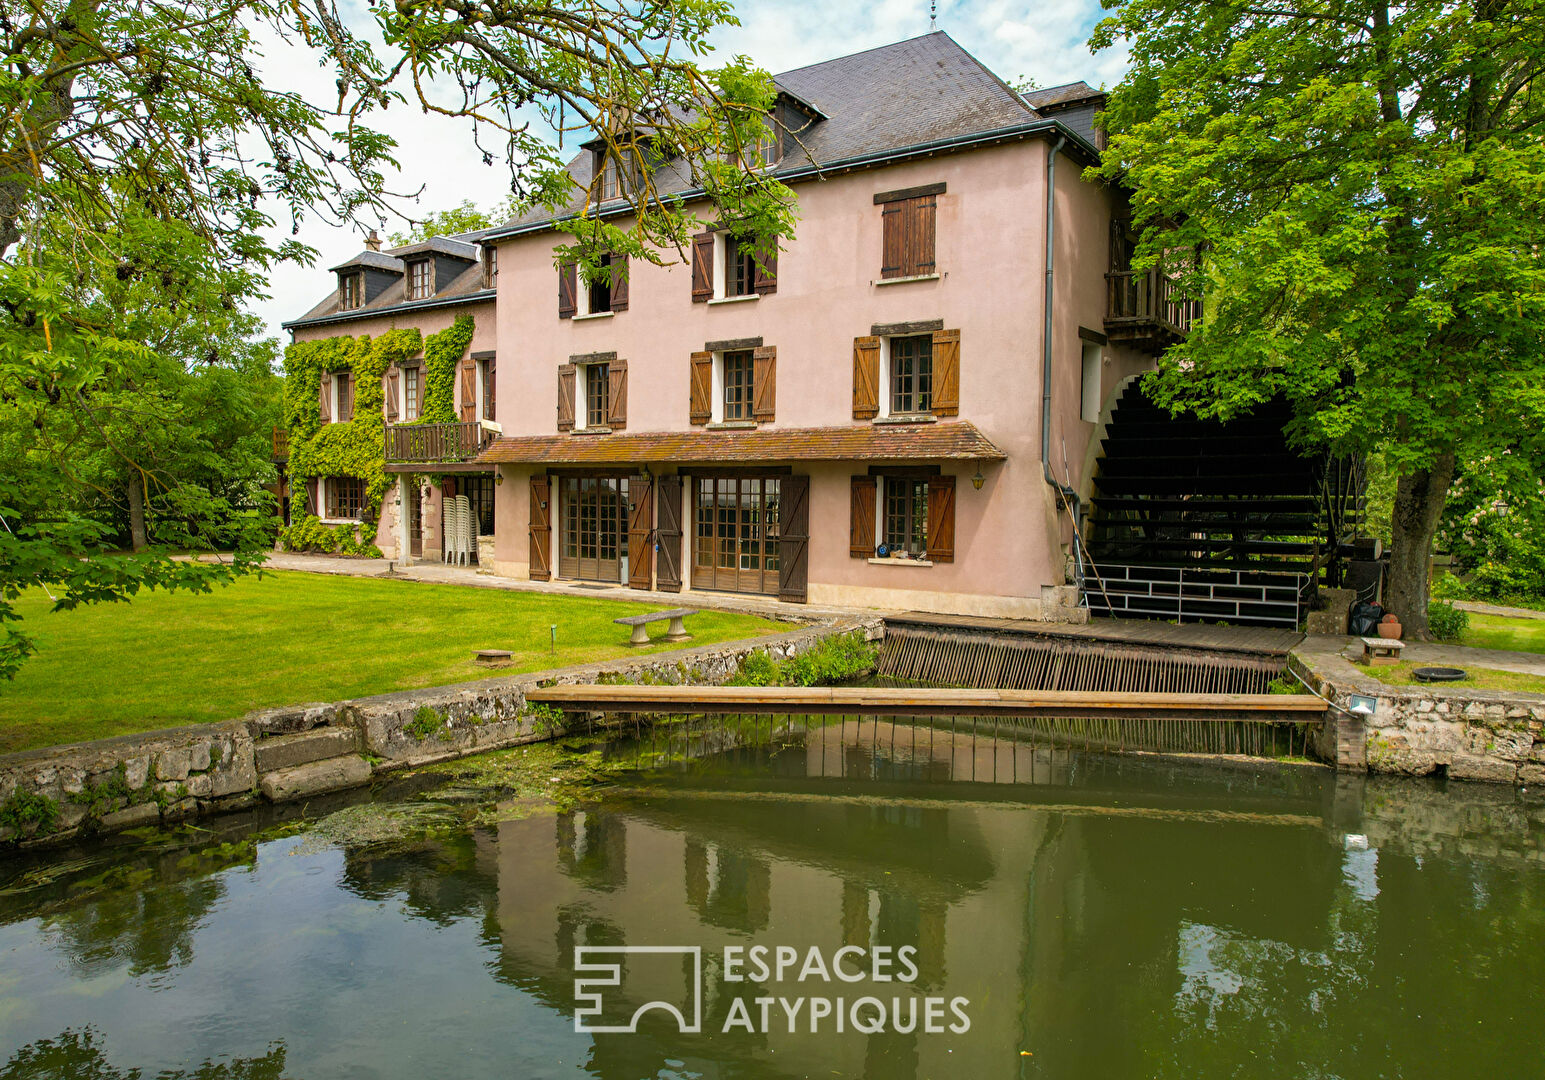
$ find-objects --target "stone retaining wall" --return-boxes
[1,618,881,851]
[1290,647,1545,785]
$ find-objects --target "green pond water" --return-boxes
[1,716,1543,1079]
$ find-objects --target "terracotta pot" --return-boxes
[1377,614,1403,640]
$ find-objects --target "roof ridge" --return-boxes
[771,29,951,79]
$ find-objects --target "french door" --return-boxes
[408,483,423,557]
[559,475,629,582]
[692,476,781,595]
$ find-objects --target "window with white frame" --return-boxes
[403,366,420,420]
[407,259,433,300]
[324,476,365,521]
[882,476,929,556]
[339,273,362,309]
[576,361,610,430]
[876,334,933,418]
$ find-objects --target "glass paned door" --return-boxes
[559,475,628,582]
[693,476,781,595]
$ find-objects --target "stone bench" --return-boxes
[615,608,697,646]
[1359,636,1405,667]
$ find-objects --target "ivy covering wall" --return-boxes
[281,315,476,526]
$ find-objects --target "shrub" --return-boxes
[726,632,878,688]
[405,706,445,742]
[1427,601,1470,641]
[277,515,381,558]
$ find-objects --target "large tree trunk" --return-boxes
[126,478,148,552]
[1386,452,1455,640]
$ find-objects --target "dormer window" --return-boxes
[407,259,432,301]
[592,148,642,202]
[339,273,362,310]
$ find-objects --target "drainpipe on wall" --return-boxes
[1040,135,1085,585]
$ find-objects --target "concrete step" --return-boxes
[254,727,360,773]
[258,755,373,803]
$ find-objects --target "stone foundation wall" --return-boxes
[1,618,881,852]
[1290,648,1545,785]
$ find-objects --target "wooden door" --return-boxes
[778,475,809,603]
[692,476,781,596]
[656,476,683,592]
[409,483,423,558]
[559,476,626,582]
[627,477,654,590]
[529,476,551,580]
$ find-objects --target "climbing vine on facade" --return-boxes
[418,315,476,425]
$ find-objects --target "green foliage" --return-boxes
[1093,0,1545,633]
[277,515,382,558]
[524,702,568,737]
[283,328,424,524]
[0,789,59,834]
[406,706,447,742]
[1427,602,1470,642]
[1436,451,1545,604]
[418,316,477,425]
[727,632,878,688]
[388,198,523,247]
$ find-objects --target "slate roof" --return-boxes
[327,250,406,274]
[387,235,480,261]
[472,421,1006,466]
[286,262,493,330]
[490,31,1048,237]
[1022,81,1103,110]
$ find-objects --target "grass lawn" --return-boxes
[0,571,787,754]
[1367,661,1545,696]
[1457,613,1545,656]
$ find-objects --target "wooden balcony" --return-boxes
[385,421,491,465]
[272,427,289,462]
[1105,269,1201,354]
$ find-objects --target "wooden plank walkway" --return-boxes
[885,612,1305,657]
[526,684,1326,721]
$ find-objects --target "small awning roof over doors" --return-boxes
[475,421,1006,466]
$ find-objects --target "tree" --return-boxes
[1,0,792,676]
[1092,0,1545,637]
[387,196,525,246]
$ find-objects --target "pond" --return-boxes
[1,716,1542,1079]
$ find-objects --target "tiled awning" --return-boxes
[475,422,1005,466]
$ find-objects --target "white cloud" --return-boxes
[248,0,1126,341]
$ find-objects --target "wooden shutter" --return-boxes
[557,364,576,431]
[627,476,654,590]
[689,351,712,424]
[558,261,577,319]
[926,475,956,563]
[752,345,776,422]
[850,476,877,557]
[385,370,400,421]
[459,359,477,422]
[932,328,960,417]
[779,474,809,603]
[529,476,552,580]
[607,359,628,430]
[852,337,880,419]
[690,231,714,302]
[305,478,319,516]
[880,202,906,279]
[609,257,629,312]
[880,195,937,279]
[911,195,937,276]
[656,476,683,592]
[753,244,778,295]
[318,371,332,423]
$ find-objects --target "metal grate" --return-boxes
[1084,563,1308,629]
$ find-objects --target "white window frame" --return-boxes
[319,476,364,524]
[573,255,616,318]
[407,259,433,301]
[402,366,420,421]
[573,360,610,431]
[876,334,934,419]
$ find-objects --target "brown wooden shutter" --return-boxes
[850,476,877,557]
[318,371,332,423]
[459,359,477,422]
[752,345,776,422]
[690,232,714,302]
[932,328,960,417]
[753,244,778,295]
[305,478,320,516]
[609,257,629,312]
[385,370,400,421]
[627,476,654,590]
[778,474,809,602]
[852,337,880,419]
[529,476,552,580]
[558,261,577,319]
[880,202,905,279]
[607,359,628,430]
[341,373,355,421]
[911,194,937,276]
[556,364,576,431]
[926,475,956,563]
[689,352,712,424]
[656,476,683,592]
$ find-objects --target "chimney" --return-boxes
[364,229,382,252]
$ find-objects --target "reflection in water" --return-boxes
[0,718,1542,1079]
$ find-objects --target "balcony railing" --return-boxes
[1105,269,1201,347]
[386,421,491,464]
[272,427,289,461]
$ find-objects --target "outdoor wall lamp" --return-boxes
[494,471,504,485]
[971,463,985,490]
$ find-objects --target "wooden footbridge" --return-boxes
[525,684,1327,722]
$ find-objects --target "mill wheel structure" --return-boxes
[1081,386,1363,628]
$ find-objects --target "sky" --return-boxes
[251,0,1128,340]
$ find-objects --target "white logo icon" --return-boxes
[573,945,703,1034]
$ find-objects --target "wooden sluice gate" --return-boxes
[876,619,1294,694]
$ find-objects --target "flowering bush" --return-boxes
[1437,451,1545,603]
